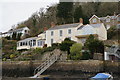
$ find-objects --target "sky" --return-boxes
[0,0,59,33]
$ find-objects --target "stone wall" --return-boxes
[2,60,120,77]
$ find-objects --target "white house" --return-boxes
[46,19,107,46]
[17,18,107,50]
[17,32,46,50]
[1,27,30,38]
[89,14,120,30]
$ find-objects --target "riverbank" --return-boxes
[2,60,120,79]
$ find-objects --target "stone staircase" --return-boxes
[31,49,61,78]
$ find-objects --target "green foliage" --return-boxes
[74,5,83,22]
[84,35,104,58]
[5,36,11,40]
[10,54,16,59]
[39,47,56,54]
[2,58,6,61]
[2,38,17,59]
[60,38,75,53]
[57,2,73,23]
[107,26,117,39]
[52,43,60,48]
[69,43,82,60]
[82,51,91,60]
[33,48,42,54]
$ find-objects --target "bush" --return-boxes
[10,54,16,59]
[39,47,55,54]
[52,43,60,48]
[33,48,42,54]
[82,51,90,60]
[69,43,82,60]
[84,34,104,58]
[60,38,75,53]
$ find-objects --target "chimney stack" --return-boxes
[51,22,55,27]
[79,18,83,24]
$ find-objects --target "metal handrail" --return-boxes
[33,52,61,77]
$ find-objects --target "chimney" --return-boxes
[44,27,47,31]
[51,22,55,27]
[79,18,83,24]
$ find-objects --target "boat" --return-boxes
[90,73,113,80]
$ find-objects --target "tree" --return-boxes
[74,5,83,22]
[60,38,75,54]
[57,2,73,24]
[84,35,104,59]
[70,43,82,60]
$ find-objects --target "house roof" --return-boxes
[8,27,29,33]
[89,14,120,21]
[77,23,103,30]
[47,23,80,30]
[18,37,37,42]
[89,15,100,21]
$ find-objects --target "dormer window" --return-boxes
[92,18,97,23]
[106,18,110,22]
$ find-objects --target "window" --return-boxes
[106,18,110,22]
[51,39,53,44]
[20,42,22,46]
[25,42,27,45]
[92,18,97,23]
[60,30,62,36]
[33,40,36,46]
[68,29,71,34]
[23,42,25,45]
[51,31,54,36]
[38,40,42,46]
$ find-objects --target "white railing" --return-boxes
[32,51,61,78]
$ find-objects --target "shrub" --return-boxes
[84,35,104,59]
[69,43,82,60]
[10,54,16,59]
[60,38,75,54]
[82,51,91,60]
[39,47,55,54]
[52,43,60,48]
[33,48,42,54]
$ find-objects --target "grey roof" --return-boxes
[77,23,103,30]
[100,15,117,21]
[18,37,37,42]
[48,23,80,30]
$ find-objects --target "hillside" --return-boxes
[15,2,119,37]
